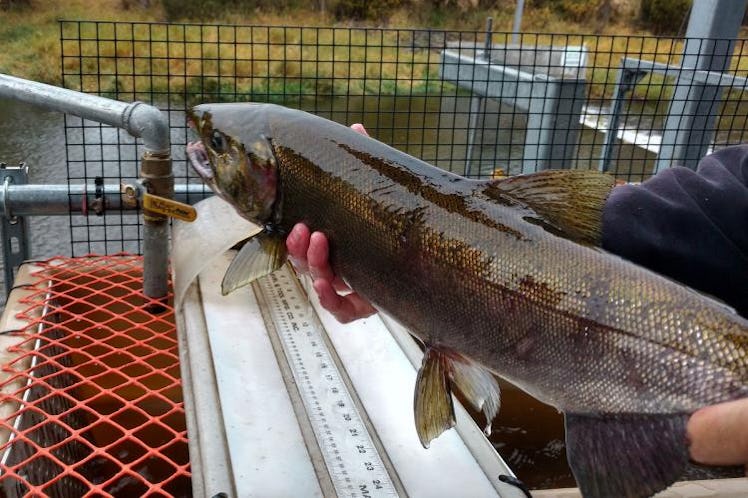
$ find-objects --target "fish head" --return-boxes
[187,103,277,223]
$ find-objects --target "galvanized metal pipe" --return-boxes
[0,73,172,299]
[0,184,208,217]
[511,0,524,45]
[0,74,169,153]
[1,164,31,295]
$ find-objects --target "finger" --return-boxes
[350,123,369,136]
[307,231,336,282]
[314,278,377,323]
[331,275,352,293]
[688,398,748,466]
[286,223,311,273]
[306,232,351,292]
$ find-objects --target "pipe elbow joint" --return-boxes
[123,102,171,155]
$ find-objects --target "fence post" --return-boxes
[464,17,493,177]
[598,63,648,172]
[522,77,586,174]
[1,163,31,295]
[655,0,748,172]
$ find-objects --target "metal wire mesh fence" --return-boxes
[59,20,748,255]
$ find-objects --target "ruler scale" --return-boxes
[257,268,400,498]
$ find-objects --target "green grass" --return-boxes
[58,22,455,99]
[2,0,747,103]
[57,25,691,102]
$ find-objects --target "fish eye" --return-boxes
[210,130,227,153]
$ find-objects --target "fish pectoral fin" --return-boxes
[565,412,690,498]
[481,170,615,246]
[414,347,456,448]
[414,346,500,448]
[221,229,287,295]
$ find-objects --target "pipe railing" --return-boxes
[0,73,174,300]
[0,184,208,217]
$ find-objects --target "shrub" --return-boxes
[332,0,408,21]
[0,0,31,10]
[640,0,692,35]
[525,0,599,23]
[161,0,300,21]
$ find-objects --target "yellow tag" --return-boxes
[143,193,197,222]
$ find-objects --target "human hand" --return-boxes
[688,398,748,468]
[285,123,377,324]
[286,223,377,323]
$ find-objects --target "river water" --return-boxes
[0,99,72,302]
[0,93,665,489]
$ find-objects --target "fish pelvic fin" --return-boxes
[481,169,616,246]
[221,227,287,295]
[414,346,500,448]
[565,412,690,498]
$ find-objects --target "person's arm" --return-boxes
[602,145,748,467]
[602,145,748,318]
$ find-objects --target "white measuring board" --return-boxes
[173,194,524,497]
[184,255,523,497]
[194,255,324,497]
[257,268,399,498]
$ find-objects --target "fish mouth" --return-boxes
[186,109,214,181]
[186,139,214,181]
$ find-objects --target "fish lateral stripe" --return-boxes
[337,143,529,241]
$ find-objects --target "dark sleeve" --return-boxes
[601,144,748,318]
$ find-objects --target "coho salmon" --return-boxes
[186,103,748,498]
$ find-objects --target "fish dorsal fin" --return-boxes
[221,228,288,295]
[482,170,616,246]
[414,346,500,448]
[565,412,689,498]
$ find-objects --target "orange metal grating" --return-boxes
[0,255,191,497]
